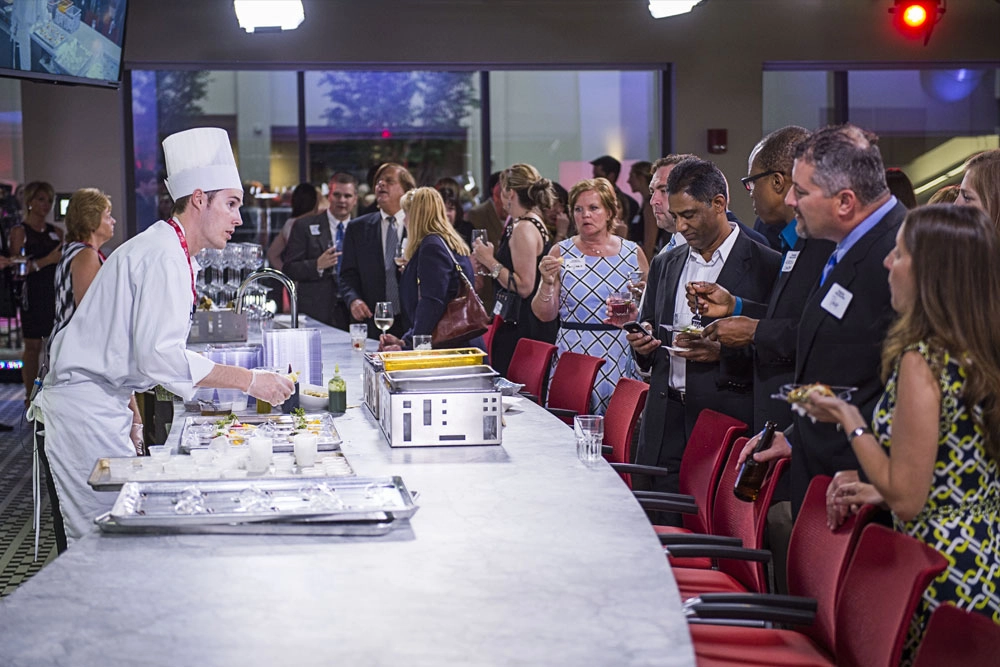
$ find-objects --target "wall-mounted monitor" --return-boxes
[0,0,128,89]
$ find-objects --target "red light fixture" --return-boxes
[890,1,945,45]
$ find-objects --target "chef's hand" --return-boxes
[350,299,373,321]
[317,247,340,272]
[130,423,145,456]
[379,333,405,351]
[247,370,295,406]
[735,430,792,468]
[702,316,759,348]
[686,281,733,318]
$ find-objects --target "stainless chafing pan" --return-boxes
[384,365,498,393]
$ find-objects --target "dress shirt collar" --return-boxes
[779,219,800,251]
[686,222,738,267]
[832,195,897,264]
[326,209,350,227]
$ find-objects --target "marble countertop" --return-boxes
[0,317,695,666]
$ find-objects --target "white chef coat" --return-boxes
[35,219,216,544]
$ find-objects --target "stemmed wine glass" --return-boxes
[374,302,394,336]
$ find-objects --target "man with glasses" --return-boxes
[625,157,781,523]
[339,163,414,339]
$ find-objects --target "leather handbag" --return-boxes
[424,239,492,347]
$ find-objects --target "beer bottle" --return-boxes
[733,421,778,502]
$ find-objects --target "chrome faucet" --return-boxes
[235,268,298,328]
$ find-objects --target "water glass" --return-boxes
[247,436,273,474]
[574,415,604,464]
[412,335,432,350]
[350,323,367,351]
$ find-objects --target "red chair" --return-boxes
[667,441,789,597]
[505,338,557,404]
[689,524,947,667]
[600,378,648,485]
[545,351,606,424]
[912,602,1000,667]
[482,315,501,361]
[613,409,746,534]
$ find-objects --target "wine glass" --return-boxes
[628,270,645,301]
[471,230,488,276]
[374,302,394,335]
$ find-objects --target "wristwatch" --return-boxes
[490,263,502,280]
[848,426,872,444]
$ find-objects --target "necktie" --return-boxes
[335,222,344,277]
[384,217,400,314]
[819,252,838,286]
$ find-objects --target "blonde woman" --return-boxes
[471,163,559,375]
[378,187,481,351]
[957,148,1000,228]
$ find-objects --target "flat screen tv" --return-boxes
[0,0,128,89]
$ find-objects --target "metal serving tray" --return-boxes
[384,365,498,393]
[179,413,342,454]
[95,514,397,537]
[87,452,355,492]
[107,476,418,528]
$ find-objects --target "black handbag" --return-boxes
[492,272,521,324]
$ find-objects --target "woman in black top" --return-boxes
[10,181,62,402]
[471,164,558,375]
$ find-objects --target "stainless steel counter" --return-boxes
[0,317,695,666]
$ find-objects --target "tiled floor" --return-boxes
[0,380,58,598]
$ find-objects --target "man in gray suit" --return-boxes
[282,172,357,329]
[626,158,781,519]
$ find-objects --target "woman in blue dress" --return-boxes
[532,178,649,414]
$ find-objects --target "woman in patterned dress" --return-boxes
[531,178,649,415]
[802,204,1000,663]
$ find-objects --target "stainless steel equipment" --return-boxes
[376,365,502,447]
[236,268,298,328]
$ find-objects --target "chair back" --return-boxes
[546,351,606,424]
[709,440,788,593]
[506,338,557,403]
[602,378,648,486]
[912,602,1000,667]
[678,409,747,534]
[482,315,501,361]
[834,525,947,667]
[786,475,878,652]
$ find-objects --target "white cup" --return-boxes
[350,323,367,351]
[293,433,318,468]
[248,435,273,474]
[412,335,432,351]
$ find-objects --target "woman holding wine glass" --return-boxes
[471,164,558,375]
[531,178,648,414]
[378,188,481,351]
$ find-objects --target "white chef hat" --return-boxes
[162,127,242,201]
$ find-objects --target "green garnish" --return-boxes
[292,407,307,430]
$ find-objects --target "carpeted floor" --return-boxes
[0,379,58,598]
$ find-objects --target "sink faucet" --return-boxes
[235,268,298,328]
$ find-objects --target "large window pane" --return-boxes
[130,69,300,241]
[762,70,835,135]
[303,70,481,204]
[489,70,660,194]
[0,77,22,251]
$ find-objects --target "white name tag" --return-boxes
[563,257,586,272]
[49,232,60,241]
[820,282,853,320]
[309,224,320,236]
[781,250,799,273]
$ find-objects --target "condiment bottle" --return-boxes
[328,364,347,414]
[733,421,778,502]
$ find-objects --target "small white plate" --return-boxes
[663,345,691,354]
[502,396,524,412]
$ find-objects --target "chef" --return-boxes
[33,127,294,545]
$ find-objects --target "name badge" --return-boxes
[563,257,586,272]
[309,224,320,236]
[820,282,853,320]
[781,250,799,273]
[49,232,61,241]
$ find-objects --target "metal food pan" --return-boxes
[95,513,399,537]
[108,476,418,527]
[180,414,342,453]
[384,365,498,392]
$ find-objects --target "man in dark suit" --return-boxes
[592,155,640,241]
[465,171,506,313]
[281,172,357,329]
[737,124,907,516]
[626,158,782,518]
[339,163,415,339]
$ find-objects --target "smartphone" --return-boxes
[622,321,647,334]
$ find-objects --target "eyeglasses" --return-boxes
[740,170,781,192]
